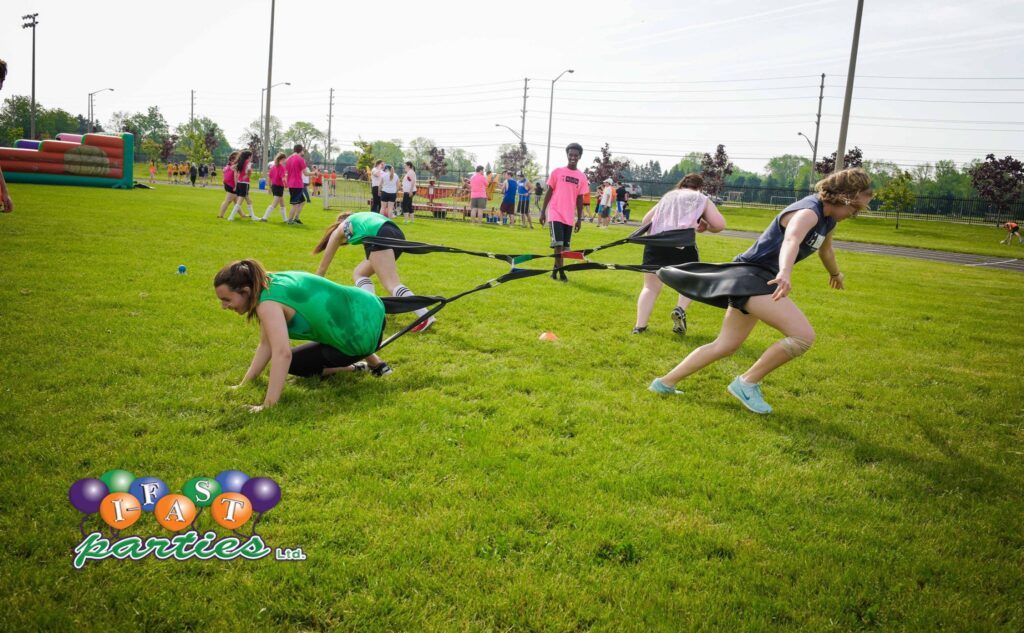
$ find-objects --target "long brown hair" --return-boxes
[235,150,252,173]
[273,152,286,166]
[213,259,269,321]
[676,173,703,190]
[226,151,240,166]
[816,167,871,205]
[313,212,353,254]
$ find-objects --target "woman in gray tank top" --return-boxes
[648,168,873,414]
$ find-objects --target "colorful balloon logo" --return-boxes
[128,477,168,512]
[215,470,249,494]
[154,494,197,532]
[99,492,142,530]
[99,469,135,493]
[240,477,281,514]
[183,476,221,508]
[210,493,253,530]
[69,478,109,514]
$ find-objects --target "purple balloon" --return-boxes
[240,477,281,513]
[69,478,109,514]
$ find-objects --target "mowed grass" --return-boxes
[1,183,1023,631]
[626,198,1023,259]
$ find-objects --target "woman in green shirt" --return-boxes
[314,211,435,333]
[214,259,392,412]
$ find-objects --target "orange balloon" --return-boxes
[99,493,143,530]
[154,494,197,533]
[210,492,252,530]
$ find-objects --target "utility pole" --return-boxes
[326,88,335,169]
[190,90,196,126]
[22,14,39,139]
[810,73,825,188]
[835,0,864,172]
[519,78,528,154]
[261,0,277,176]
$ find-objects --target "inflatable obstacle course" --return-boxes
[0,132,134,189]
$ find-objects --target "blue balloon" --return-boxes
[216,469,249,494]
[128,477,168,512]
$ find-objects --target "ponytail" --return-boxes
[313,212,353,254]
[213,259,268,321]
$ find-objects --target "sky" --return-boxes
[1,0,1022,174]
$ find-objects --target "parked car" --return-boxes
[710,194,724,205]
[624,183,643,197]
[340,166,364,180]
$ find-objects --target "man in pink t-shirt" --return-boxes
[284,144,309,224]
[540,143,588,282]
[468,165,488,224]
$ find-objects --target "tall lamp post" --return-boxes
[798,131,817,191]
[544,68,574,182]
[88,88,114,133]
[22,13,39,139]
[261,81,290,166]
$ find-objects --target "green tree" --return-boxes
[354,139,376,175]
[283,121,324,152]
[406,137,437,170]
[876,170,916,217]
[334,151,358,170]
[764,154,809,189]
[495,143,539,179]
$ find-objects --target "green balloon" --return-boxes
[100,469,135,493]
[183,477,221,508]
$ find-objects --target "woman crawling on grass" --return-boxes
[649,168,873,414]
[215,259,392,412]
[313,211,436,333]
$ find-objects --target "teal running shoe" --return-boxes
[648,378,683,395]
[727,376,772,414]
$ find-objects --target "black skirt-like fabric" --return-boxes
[657,262,776,310]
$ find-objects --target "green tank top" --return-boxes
[342,212,395,245]
[259,271,385,356]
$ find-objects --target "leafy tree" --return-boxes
[284,121,325,153]
[970,154,1024,217]
[445,147,477,179]
[875,170,916,214]
[765,154,809,188]
[700,145,735,195]
[176,121,214,165]
[495,143,539,178]
[585,143,629,184]
[370,140,405,169]
[354,139,377,174]
[405,137,437,170]
[815,146,863,174]
[159,135,179,162]
[334,150,358,170]
[123,106,169,146]
[427,146,447,181]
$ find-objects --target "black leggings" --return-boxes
[371,186,381,213]
[288,343,368,378]
[401,192,414,214]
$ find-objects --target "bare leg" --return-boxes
[740,295,815,384]
[660,307,758,387]
[635,273,663,328]
[218,194,236,218]
[369,249,402,291]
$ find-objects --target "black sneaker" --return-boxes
[370,362,392,377]
[670,307,687,335]
[293,218,303,225]
[632,326,647,335]
[558,270,568,283]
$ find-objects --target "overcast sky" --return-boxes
[1,0,1022,173]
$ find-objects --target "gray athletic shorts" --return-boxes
[470,197,487,210]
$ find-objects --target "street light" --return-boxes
[261,81,290,164]
[22,13,39,139]
[798,131,817,192]
[88,88,114,133]
[544,68,574,181]
[494,123,522,142]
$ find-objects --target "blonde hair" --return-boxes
[815,167,871,205]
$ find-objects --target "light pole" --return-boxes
[88,88,114,133]
[22,13,39,139]
[260,81,289,165]
[261,0,277,176]
[798,131,816,191]
[835,0,864,172]
[544,68,574,182]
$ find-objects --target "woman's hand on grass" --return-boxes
[829,272,845,290]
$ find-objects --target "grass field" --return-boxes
[1,183,1023,631]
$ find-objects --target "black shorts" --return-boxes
[380,191,397,203]
[271,184,284,197]
[289,188,305,205]
[642,244,699,269]
[516,198,531,214]
[363,222,405,260]
[500,201,515,214]
[401,193,414,213]
[287,322,386,378]
[234,182,250,197]
[1011,226,1021,234]
[223,183,235,194]
[549,221,574,248]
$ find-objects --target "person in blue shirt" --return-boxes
[499,171,517,226]
[515,174,533,228]
[648,168,873,414]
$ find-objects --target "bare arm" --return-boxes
[315,226,346,276]
[700,198,726,233]
[237,326,272,387]
[539,188,553,224]
[818,231,844,289]
[769,209,819,300]
[254,301,293,410]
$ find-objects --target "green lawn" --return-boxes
[626,198,1022,259]
[1,183,1023,631]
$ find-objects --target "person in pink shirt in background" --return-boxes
[540,143,588,282]
[285,144,310,225]
[468,165,488,224]
[260,152,288,222]
[217,151,240,219]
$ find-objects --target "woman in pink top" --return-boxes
[260,152,288,222]
[217,151,240,219]
[228,150,256,221]
[633,173,726,335]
